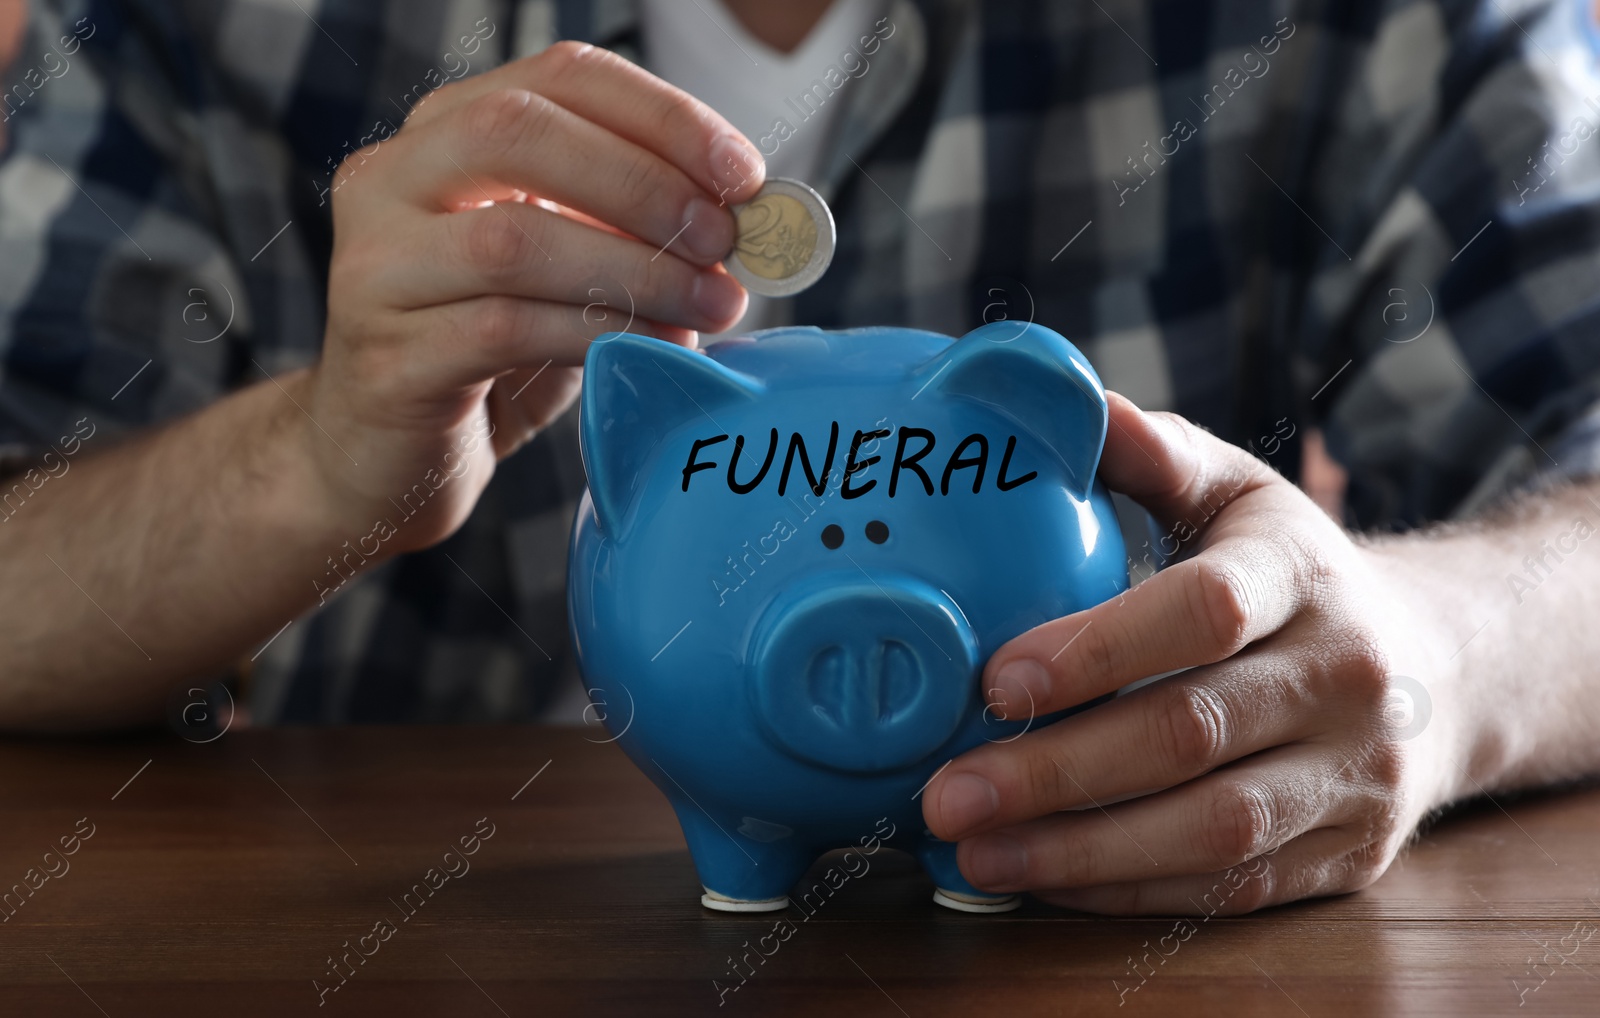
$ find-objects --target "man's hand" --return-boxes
[307,42,765,547]
[922,393,1469,914]
[0,45,768,729]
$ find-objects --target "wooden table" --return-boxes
[1,726,1596,1016]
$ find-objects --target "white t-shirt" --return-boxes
[639,0,886,337]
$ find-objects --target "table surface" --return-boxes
[1,726,1596,1017]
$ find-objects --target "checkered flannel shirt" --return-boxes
[4,0,1600,723]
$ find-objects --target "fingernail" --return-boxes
[691,270,745,326]
[678,197,734,262]
[964,833,1028,889]
[990,660,1052,720]
[708,134,764,203]
[936,772,998,837]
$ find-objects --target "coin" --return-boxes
[724,177,836,298]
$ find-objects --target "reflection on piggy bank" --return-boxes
[568,322,1128,913]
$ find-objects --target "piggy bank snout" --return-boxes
[751,576,980,774]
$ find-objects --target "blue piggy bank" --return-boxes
[569,322,1128,913]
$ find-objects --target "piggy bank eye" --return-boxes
[821,524,844,549]
[865,520,889,544]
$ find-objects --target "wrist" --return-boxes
[1356,534,1516,802]
[287,360,491,558]
[244,367,385,553]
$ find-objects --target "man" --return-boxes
[2,0,1599,914]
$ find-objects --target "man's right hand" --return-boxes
[0,42,766,729]
[305,41,766,548]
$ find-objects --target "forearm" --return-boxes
[0,369,361,731]
[1363,480,1600,798]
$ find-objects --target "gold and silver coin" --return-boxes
[724,177,836,298]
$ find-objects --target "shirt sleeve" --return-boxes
[1302,0,1600,527]
[0,0,287,483]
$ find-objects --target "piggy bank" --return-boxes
[568,322,1128,913]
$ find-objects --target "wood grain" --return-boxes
[0,726,1595,1016]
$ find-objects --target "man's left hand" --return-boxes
[922,393,1461,914]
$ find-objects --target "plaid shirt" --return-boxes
[4,0,1600,723]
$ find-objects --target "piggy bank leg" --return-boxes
[917,834,1021,914]
[671,802,814,912]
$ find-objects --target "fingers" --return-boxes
[928,649,1318,840]
[384,88,743,266]
[1032,826,1387,916]
[392,295,692,386]
[955,742,1363,893]
[485,364,583,456]
[979,393,1311,720]
[985,532,1311,717]
[516,42,765,202]
[376,201,747,332]
[1100,390,1272,532]
[422,315,689,458]
[403,42,765,205]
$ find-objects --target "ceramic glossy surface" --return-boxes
[568,322,1129,911]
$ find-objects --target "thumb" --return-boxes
[1098,390,1271,531]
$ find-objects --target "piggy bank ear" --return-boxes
[581,333,763,533]
[916,321,1108,499]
